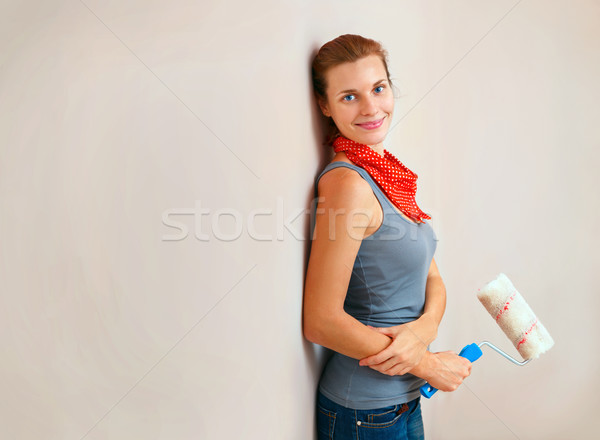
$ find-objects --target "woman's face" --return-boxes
[319,54,394,149]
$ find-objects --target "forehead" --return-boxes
[326,55,387,93]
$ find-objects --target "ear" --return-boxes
[318,99,331,118]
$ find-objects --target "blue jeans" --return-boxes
[316,390,424,440]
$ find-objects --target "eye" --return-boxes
[343,94,355,102]
[374,85,385,93]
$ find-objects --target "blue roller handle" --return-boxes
[420,343,483,398]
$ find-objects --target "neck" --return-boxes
[333,135,386,156]
[368,142,385,157]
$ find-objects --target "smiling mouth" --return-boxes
[356,117,385,129]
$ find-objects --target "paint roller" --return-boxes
[420,273,554,398]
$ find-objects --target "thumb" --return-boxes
[370,326,395,337]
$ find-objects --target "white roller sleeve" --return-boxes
[477,273,554,360]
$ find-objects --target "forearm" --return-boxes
[408,350,473,392]
[407,351,434,381]
[400,270,448,380]
[304,311,392,360]
[308,278,446,365]
[418,273,447,342]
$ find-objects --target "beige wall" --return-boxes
[1,1,598,439]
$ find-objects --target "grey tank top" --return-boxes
[310,161,438,410]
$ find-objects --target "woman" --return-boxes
[303,34,472,439]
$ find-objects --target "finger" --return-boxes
[366,364,387,374]
[369,324,403,334]
[387,358,418,376]
[359,348,393,366]
[369,362,398,376]
[388,364,413,376]
[365,357,396,374]
[397,362,418,375]
[397,364,415,375]
[371,356,408,374]
[364,357,396,374]
[380,363,410,377]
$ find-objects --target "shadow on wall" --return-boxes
[300,44,338,438]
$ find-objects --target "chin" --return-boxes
[357,131,387,146]
[340,125,388,146]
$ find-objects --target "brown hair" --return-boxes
[311,34,394,145]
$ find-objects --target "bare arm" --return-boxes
[302,169,472,391]
[357,258,446,375]
[409,350,472,391]
[419,257,447,343]
[409,265,472,390]
[302,168,392,359]
[360,259,472,389]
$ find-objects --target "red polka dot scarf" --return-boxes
[332,135,431,223]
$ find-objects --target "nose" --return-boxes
[360,95,378,115]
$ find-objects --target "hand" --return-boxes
[418,351,472,392]
[358,317,437,376]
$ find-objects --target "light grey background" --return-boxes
[1,1,598,439]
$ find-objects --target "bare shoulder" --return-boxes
[317,162,374,210]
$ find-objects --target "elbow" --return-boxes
[303,308,340,346]
[302,314,323,345]
[303,326,317,344]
